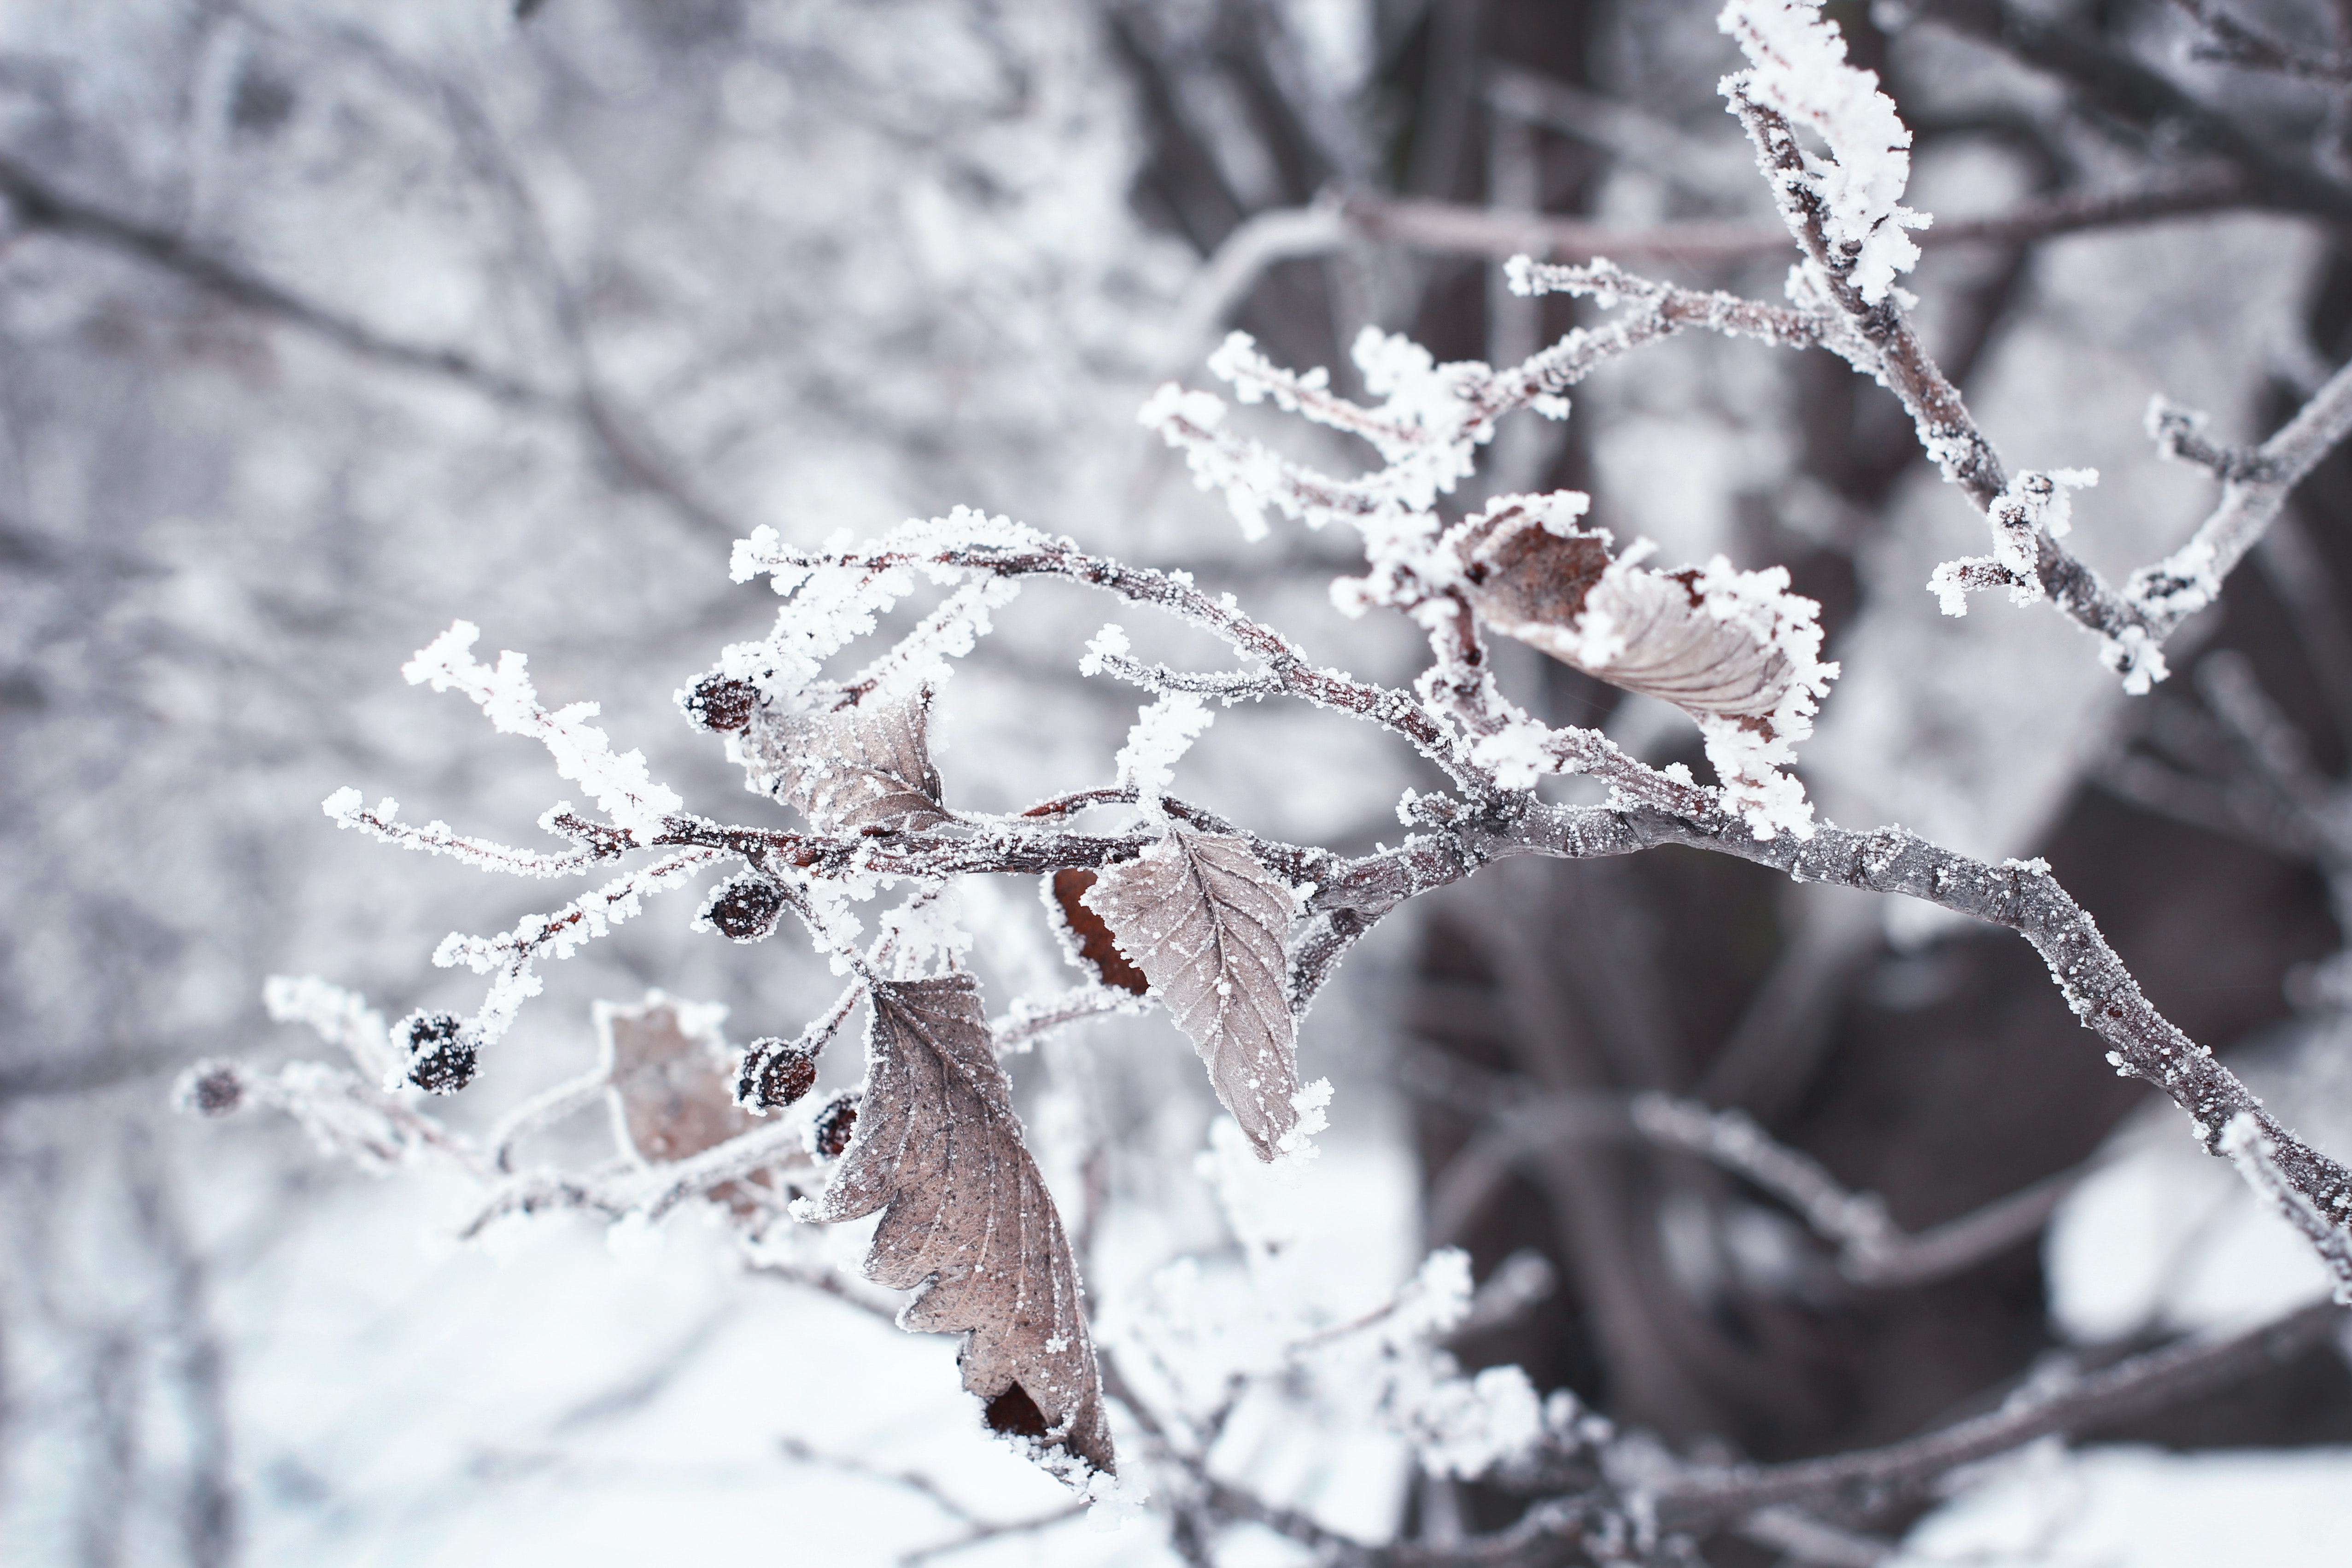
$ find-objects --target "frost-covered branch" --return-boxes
[732,515,1477,790]
[989,984,1153,1054]
[2221,1112,2352,1301]
[1151,274,1841,838]
[1714,3,2352,691]
[189,6,2352,1513]
[2124,357,2352,637]
[195,988,838,1262]
[1188,1300,2339,1565]
[1301,802,2352,1262]
[1175,174,2255,348]
[174,1059,493,1179]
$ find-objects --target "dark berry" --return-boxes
[402,1011,478,1094]
[736,1039,817,1112]
[179,1062,243,1117]
[683,674,758,732]
[808,1090,860,1160]
[702,874,786,942]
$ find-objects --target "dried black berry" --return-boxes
[401,1011,478,1094]
[178,1062,244,1117]
[735,1038,817,1112]
[808,1090,860,1160]
[701,873,786,943]
[682,673,759,732]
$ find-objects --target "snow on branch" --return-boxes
[261,973,404,1087]
[2125,356,2352,631]
[1719,0,1929,305]
[427,847,727,1077]
[1707,4,2352,694]
[989,983,1151,1055]
[1927,467,2106,614]
[320,790,627,878]
[733,510,1477,789]
[198,982,850,1256]
[2222,1111,2352,1303]
[1148,281,1844,837]
[403,621,683,838]
[175,1058,490,1179]
[1152,263,1823,548]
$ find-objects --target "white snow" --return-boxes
[1719,0,1930,305]
[1895,1444,2352,1568]
[403,622,684,840]
[1114,692,1216,813]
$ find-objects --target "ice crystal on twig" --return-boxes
[1719,0,1930,305]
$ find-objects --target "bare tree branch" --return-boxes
[1423,1082,2096,1289]
[1168,173,2255,353]
[2174,0,2352,82]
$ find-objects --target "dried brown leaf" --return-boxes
[1080,830,1300,1160]
[599,993,781,1217]
[802,975,1113,1475]
[1045,868,1150,995]
[600,993,751,1164]
[782,688,949,832]
[1464,508,1794,722]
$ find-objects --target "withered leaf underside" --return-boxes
[803,974,1114,1474]
[1081,830,1300,1161]
[780,688,950,832]
[1046,868,1151,995]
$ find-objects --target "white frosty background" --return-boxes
[5,1,2351,1565]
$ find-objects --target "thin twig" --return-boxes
[743,1258,903,1325]
[1167,173,2254,351]
[2174,0,2352,82]
[898,1504,1089,1566]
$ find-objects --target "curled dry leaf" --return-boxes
[779,687,949,832]
[1080,830,1301,1160]
[1462,505,1783,718]
[1457,499,1835,837]
[1045,868,1151,995]
[800,975,1113,1475]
